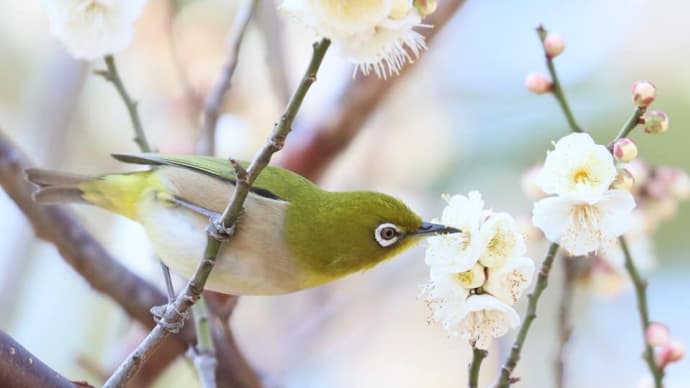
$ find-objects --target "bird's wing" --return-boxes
[111,153,317,202]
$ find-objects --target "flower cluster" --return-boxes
[422,192,535,350]
[280,0,434,78]
[532,132,636,255]
[41,0,147,60]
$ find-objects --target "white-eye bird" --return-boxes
[25,154,458,295]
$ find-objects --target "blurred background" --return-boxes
[0,0,688,387]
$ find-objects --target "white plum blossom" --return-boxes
[533,133,637,255]
[455,295,520,350]
[484,256,535,305]
[478,212,527,268]
[41,0,147,60]
[533,190,636,255]
[280,0,428,77]
[538,133,617,195]
[425,192,484,273]
[422,191,534,348]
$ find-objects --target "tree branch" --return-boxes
[620,236,664,388]
[495,243,560,387]
[279,0,467,180]
[468,346,488,388]
[555,256,578,388]
[104,38,331,387]
[197,0,258,156]
[0,330,86,388]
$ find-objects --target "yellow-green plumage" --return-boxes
[25,154,444,295]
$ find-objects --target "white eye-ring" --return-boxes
[374,223,401,247]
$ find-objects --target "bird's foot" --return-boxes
[150,303,188,333]
[207,216,236,241]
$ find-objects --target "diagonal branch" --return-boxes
[279,0,467,180]
[104,38,331,387]
[0,330,85,388]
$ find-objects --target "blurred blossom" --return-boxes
[422,192,533,349]
[279,0,429,77]
[586,211,655,296]
[657,341,685,368]
[40,0,147,60]
[521,163,546,200]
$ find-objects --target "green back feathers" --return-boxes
[111,153,318,203]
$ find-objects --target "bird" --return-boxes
[25,153,459,295]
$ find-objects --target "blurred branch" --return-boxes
[609,106,645,149]
[555,257,577,388]
[279,0,466,180]
[620,236,664,388]
[0,130,256,388]
[0,330,87,388]
[197,0,258,155]
[495,243,560,387]
[256,0,290,105]
[536,25,583,133]
[191,298,217,388]
[104,38,331,387]
[468,346,487,388]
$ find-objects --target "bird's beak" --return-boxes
[412,222,461,236]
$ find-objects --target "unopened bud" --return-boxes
[525,72,552,94]
[413,0,437,16]
[642,111,669,134]
[646,322,671,347]
[611,168,635,191]
[613,138,638,162]
[632,81,656,107]
[543,33,565,58]
[657,341,685,368]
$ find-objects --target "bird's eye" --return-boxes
[374,223,401,247]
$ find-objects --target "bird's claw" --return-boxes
[207,217,235,241]
[150,303,188,333]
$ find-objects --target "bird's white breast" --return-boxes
[137,172,305,295]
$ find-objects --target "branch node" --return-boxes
[207,216,235,241]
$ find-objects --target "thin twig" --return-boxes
[191,298,217,388]
[103,38,331,387]
[495,243,560,387]
[99,55,178,303]
[100,56,152,152]
[620,236,664,388]
[536,25,584,133]
[555,257,577,388]
[608,106,646,149]
[197,0,258,155]
[468,346,488,388]
[0,330,86,388]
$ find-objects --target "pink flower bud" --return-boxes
[657,341,685,368]
[646,322,670,347]
[632,81,656,107]
[543,33,565,58]
[613,138,638,162]
[525,72,552,94]
[611,168,635,191]
[642,111,669,134]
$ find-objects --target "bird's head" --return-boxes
[286,190,460,285]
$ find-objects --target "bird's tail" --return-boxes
[25,168,151,220]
